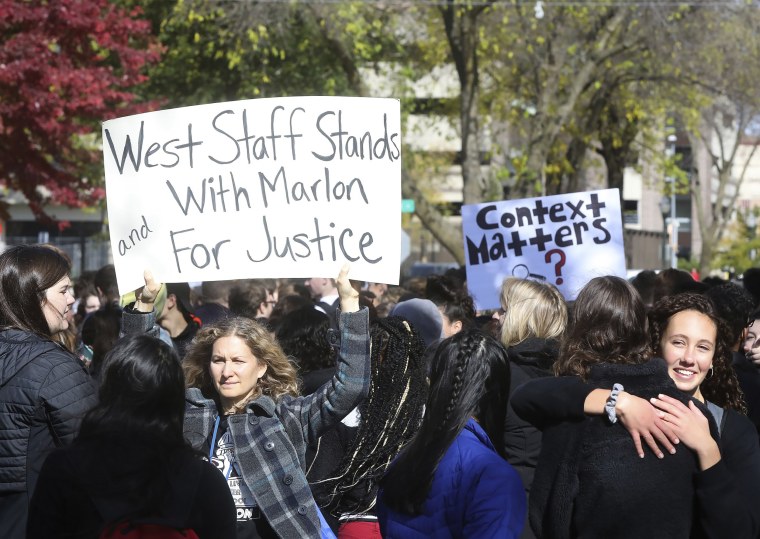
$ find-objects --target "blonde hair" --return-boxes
[184,317,299,410]
[498,278,567,348]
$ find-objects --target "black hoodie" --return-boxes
[504,337,560,496]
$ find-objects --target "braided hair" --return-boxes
[314,317,428,514]
[380,329,510,515]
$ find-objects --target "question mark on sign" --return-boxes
[545,249,566,285]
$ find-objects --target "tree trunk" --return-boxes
[442,4,488,206]
[402,169,464,264]
[698,225,717,277]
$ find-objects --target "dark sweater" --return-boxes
[173,317,200,359]
[306,421,360,533]
[513,359,703,539]
[27,435,236,539]
[512,359,760,539]
[691,407,760,539]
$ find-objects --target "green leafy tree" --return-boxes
[137,0,760,269]
[141,0,402,107]
[713,210,760,276]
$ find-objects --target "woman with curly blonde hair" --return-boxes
[182,265,370,539]
[184,317,300,407]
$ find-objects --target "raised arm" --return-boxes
[296,264,370,443]
[120,270,163,338]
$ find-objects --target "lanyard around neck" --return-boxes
[209,415,221,461]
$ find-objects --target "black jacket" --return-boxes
[732,351,760,437]
[505,338,559,539]
[691,406,760,539]
[0,328,97,538]
[172,316,200,359]
[504,337,559,493]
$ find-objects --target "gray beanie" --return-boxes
[390,298,443,347]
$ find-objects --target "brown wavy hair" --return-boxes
[184,316,299,410]
[554,276,650,379]
[649,293,745,412]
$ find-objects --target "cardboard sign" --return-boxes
[102,97,401,295]
[462,189,626,310]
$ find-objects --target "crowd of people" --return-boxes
[1,244,760,538]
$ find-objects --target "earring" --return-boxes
[706,365,714,379]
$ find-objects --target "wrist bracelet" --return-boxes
[605,383,624,424]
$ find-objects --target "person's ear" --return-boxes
[165,294,177,310]
[452,320,463,334]
[257,363,268,380]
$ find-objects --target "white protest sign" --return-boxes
[102,96,401,295]
[462,188,626,310]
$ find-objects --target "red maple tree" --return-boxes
[0,0,160,224]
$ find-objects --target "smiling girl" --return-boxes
[646,293,759,538]
[513,289,760,538]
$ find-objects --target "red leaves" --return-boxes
[0,0,160,221]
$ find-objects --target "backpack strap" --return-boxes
[705,400,726,438]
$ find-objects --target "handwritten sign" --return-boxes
[462,189,626,310]
[102,97,401,294]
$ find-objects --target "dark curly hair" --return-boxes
[425,274,476,332]
[704,283,755,348]
[649,293,745,412]
[275,306,335,373]
[554,276,650,379]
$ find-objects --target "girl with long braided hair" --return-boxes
[377,329,526,538]
[307,316,428,537]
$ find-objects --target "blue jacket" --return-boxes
[377,419,526,538]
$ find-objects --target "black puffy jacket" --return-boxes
[0,328,97,538]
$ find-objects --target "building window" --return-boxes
[623,199,639,225]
